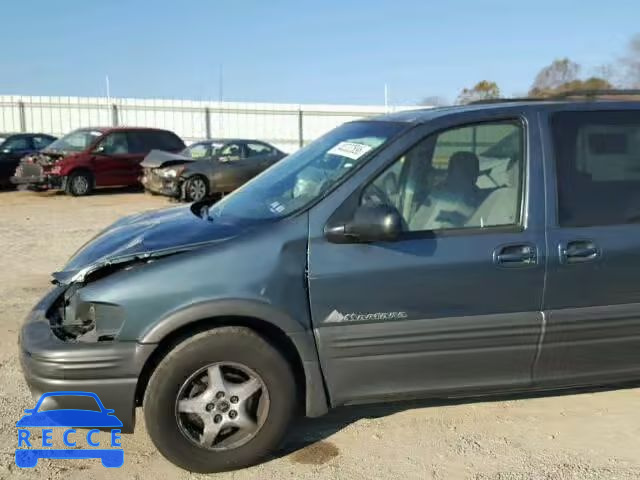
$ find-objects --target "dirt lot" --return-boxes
[1,189,640,480]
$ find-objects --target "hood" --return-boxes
[141,149,194,168]
[55,205,254,285]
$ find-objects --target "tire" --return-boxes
[183,175,209,202]
[143,327,297,473]
[65,171,93,196]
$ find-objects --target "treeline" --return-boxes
[429,33,640,105]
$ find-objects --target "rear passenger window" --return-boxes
[552,111,640,227]
[362,120,524,232]
[134,131,185,153]
[246,143,274,157]
[154,131,185,151]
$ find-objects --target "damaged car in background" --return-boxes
[11,127,185,195]
[0,133,56,188]
[141,138,286,202]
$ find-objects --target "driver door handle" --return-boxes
[493,244,537,267]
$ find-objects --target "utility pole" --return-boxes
[218,64,224,136]
[384,83,389,111]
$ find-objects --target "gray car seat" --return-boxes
[409,151,481,230]
[467,158,520,227]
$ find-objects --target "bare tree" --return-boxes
[456,81,500,105]
[530,58,580,96]
[419,95,449,107]
[620,33,640,88]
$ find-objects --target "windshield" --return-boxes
[207,121,406,221]
[46,129,103,153]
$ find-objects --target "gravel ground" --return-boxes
[1,189,640,480]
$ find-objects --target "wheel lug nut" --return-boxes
[229,410,237,419]
[214,414,222,423]
[215,391,225,399]
[205,403,215,412]
[230,396,239,404]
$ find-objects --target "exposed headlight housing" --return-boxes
[160,166,185,178]
[48,284,126,342]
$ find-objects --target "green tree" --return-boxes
[456,80,501,104]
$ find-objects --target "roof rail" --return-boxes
[469,89,640,105]
[468,97,546,105]
[549,89,640,99]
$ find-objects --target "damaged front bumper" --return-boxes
[18,287,156,433]
[11,164,63,190]
[141,169,181,198]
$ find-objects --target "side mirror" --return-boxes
[93,145,107,155]
[325,204,403,243]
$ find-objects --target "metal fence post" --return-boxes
[298,108,304,148]
[205,107,211,139]
[111,104,119,126]
[18,101,26,132]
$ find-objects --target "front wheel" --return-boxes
[65,171,93,196]
[183,175,209,202]
[143,327,297,473]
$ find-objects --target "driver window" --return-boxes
[219,143,242,159]
[2,137,30,152]
[98,132,129,155]
[362,120,524,232]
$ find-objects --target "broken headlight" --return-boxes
[49,286,125,342]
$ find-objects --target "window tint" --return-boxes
[1,136,30,151]
[552,110,640,227]
[246,142,274,157]
[99,132,129,155]
[33,135,54,150]
[132,131,185,153]
[362,121,524,232]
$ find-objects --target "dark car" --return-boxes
[12,127,185,196]
[0,133,56,187]
[141,139,286,202]
[19,98,640,473]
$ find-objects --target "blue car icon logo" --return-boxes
[15,391,123,468]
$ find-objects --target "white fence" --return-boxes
[0,95,422,152]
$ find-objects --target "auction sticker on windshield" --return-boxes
[327,141,373,160]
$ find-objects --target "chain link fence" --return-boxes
[0,95,421,153]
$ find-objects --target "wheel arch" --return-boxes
[135,302,329,418]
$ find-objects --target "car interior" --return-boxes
[366,127,523,232]
[556,124,640,227]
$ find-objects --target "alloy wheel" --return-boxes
[175,362,269,451]
[73,175,89,195]
[188,178,207,201]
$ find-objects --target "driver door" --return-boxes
[215,142,252,191]
[91,132,136,186]
[308,116,547,406]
